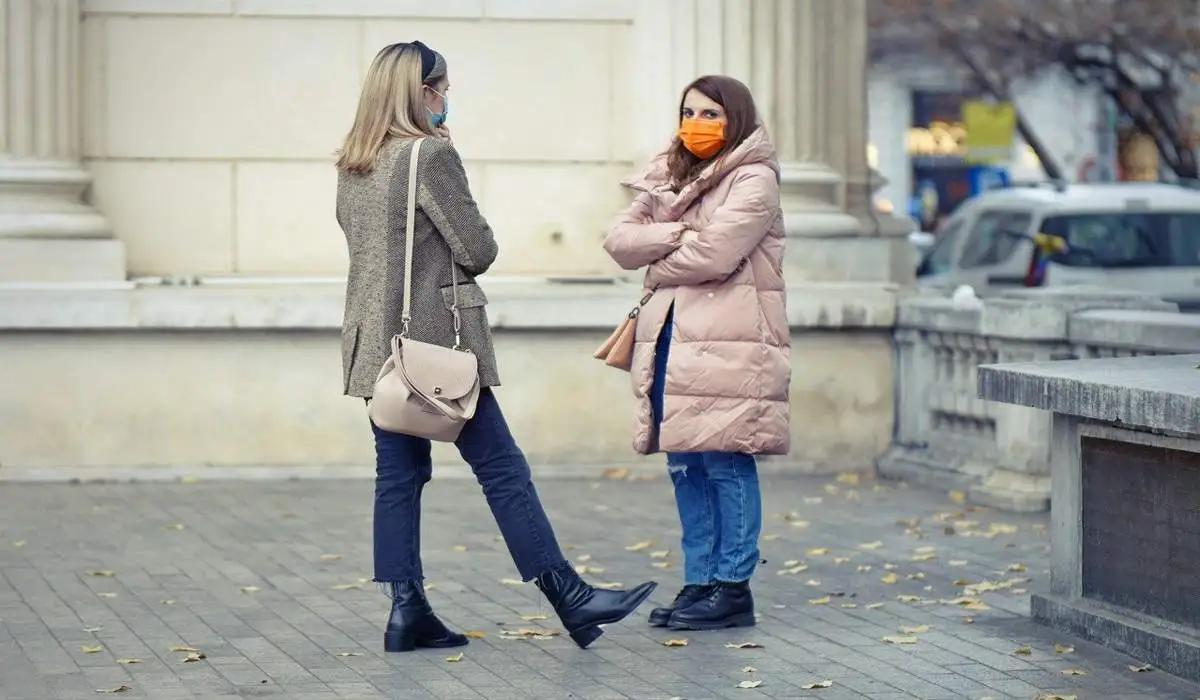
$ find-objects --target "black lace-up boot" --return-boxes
[648,584,715,627]
[667,581,755,630]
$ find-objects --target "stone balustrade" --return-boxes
[879,286,1200,512]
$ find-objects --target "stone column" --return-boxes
[0,0,125,284]
[632,0,913,286]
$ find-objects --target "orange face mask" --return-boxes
[678,118,725,159]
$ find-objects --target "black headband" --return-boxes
[411,41,437,83]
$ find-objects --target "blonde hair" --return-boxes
[336,43,445,173]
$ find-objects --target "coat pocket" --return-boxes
[341,323,361,394]
[440,282,488,310]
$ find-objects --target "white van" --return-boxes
[916,183,1200,311]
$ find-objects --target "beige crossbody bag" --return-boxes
[369,138,481,442]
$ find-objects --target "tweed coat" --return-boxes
[336,137,500,398]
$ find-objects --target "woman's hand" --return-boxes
[680,227,700,244]
[436,125,452,141]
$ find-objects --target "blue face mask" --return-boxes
[427,87,449,128]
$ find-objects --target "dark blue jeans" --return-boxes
[651,308,762,585]
[372,387,566,583]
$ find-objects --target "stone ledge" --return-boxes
[1071,309,1200,353]
[978,354,1200,436]
[0,278,898,331]
[1032,593,1200,684]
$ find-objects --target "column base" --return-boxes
[968,468,1050,512]
[0,239,127,284]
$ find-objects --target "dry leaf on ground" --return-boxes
[1013,646,1033,656]
[741,666,757,672]
[319,554,342,561]
[452,545,467,552]
[97,593,117,599]
[83,627,102,633]
[1061,669,1087,676]
[841,603,858,609]
[519,614,548,622]
[500,578,523,586]
[1054,643,1074,654]
[163,524,186,531]
[949,560,968,566]
[601,467,630,480]
[239,586,260,594]
[13,541,26,548]
[737,680,764,689]
[465,631,486,639]
[625,540,654,552]
[95,686,132,694]
[866,603,885,609]
[575,565,605,575]
[804,496,823,505]
[335,651,363,657]
[594,582,624,590]
[881,636,918,645]
[86,570,116,578]
[802,680,833,689]
[1129,663,1153,672]
[168,645,199,653]
[113,658,140,665]
[183,652,206,663]
[1008,563,1028,572]
[576,554,593,562]
[900,625,930,634]
[653,562,672,569]
[806,548,830,556]
[949,490,966,504]
[725,642,764,649]
[837,472,860,485]
[662,639,688,647]
[445,653,464,662]
[809,596,831,605]
[650,550,670,559]
[857,565,873,572]
[331,583,363,591]
[833,556,851,565]
[896,595,922,603]
[881,573,899,584]
[81,645,103,654]
[859,541,883,550]
[1034,695,1077,700]
[778,564,808,576]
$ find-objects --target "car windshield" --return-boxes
[1039,212,1200,268]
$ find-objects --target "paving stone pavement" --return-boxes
[2,473,1199,700]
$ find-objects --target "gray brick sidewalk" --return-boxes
[2,473,1198,700]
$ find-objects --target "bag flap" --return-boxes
[398,338,479,400]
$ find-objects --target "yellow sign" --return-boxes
[961,101,1016,164]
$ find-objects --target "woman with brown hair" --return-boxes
[603,75,790,631]
[335,40,656,652]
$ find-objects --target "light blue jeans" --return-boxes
[651,306,762,585]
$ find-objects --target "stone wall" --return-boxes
[879,286,1200,511]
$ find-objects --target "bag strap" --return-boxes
[628,284,659,319]
[398,138,463,348]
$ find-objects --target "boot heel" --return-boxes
[384,629,417,653]
[568,625,604,649]
[726,611,757,628]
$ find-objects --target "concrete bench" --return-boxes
[979,353,1200,682]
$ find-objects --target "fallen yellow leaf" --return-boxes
[806,548,830,556]
[949,490,966,504]
[881,636,918,644]
[762,534,780,541]
[183,651,206,663]
[741,665,757,672]
[836,472,860,485]
[949,559,968,566]
[1054,643,1074,654]
[662,639,688,647]
[805,579,822,587]
[858,541,883,550]
[841,603,857,609]
[576,554,593,562]
[319,554,342,561]
[95,685,132,694]
[856,565,873,572]
[1034,695,1077,700]
[652,562,672,569]
[737,680,764,689]
[86,570,116,578]
[575,565,605,575]
[601,467,630,480]
[500,578,523,586]
[168,645,200,653]
[239,586,260,594]
[83,627,102,633]
[778,564,808,575]
[465,631,486,639]
[900,625,930,634]
[808,596,831,605]
[725,642,764,649]
[445,653,464,662]
[625,540,654,552]
[335,651,363,657]
[81,645,103,654]
[912,553,937,562]
[1013,646,1033,656]
[866,603,885,609]
[1061,668,1087,676]
[331,583,363,591]
[802,680,833,689]
[896,595,922,603]
[452,545,467,552]
[13,540,27,548]
[519,614,549,622]
[833,556,851,565]
[1129,663,1153,672]
[881,573,899,584]
[594,582,624,590]
[650,550,671,559]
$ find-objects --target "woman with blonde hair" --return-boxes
[603,75,790,631]
[335,40,655,652]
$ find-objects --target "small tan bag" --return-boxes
[593,287,656,372]
[369,138,481,442]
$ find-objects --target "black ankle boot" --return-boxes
[535,563,657,649]
[383,581,468,653]
[667,581,755,631]
[648,584,714,627]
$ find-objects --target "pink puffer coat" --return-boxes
[603,126,791,456]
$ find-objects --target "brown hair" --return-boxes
[666,75,760,187]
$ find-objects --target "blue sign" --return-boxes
[968,166,1010,195]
